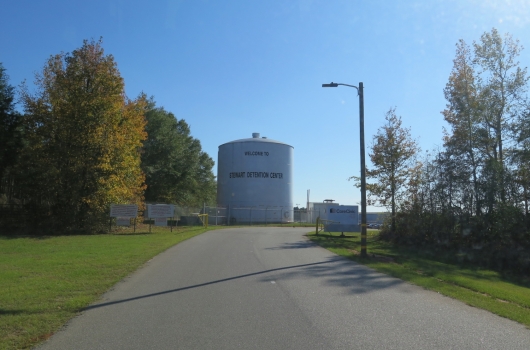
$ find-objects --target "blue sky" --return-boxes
[2,0,529,210]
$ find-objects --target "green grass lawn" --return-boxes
[0,225,213,350]
[308,229,530,328]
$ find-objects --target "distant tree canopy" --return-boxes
[0,39,217,234]
[142,103,216,207]
[0,63,23,201]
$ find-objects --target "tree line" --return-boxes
[360,29,530,274]
[0,39,216,234]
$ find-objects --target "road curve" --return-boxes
[37,227,530,349]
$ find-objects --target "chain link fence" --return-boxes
[0,203,327,233]
[203,206,324,226]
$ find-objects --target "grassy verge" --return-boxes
[308,230,530,327]
[0,224,215,350]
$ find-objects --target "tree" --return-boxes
[18,39,147,232]
[513,107,530,225]
[141,103,216,206]
[363,108,419,234]
[0,63,23,203]
[442,39,483,217]
[473,29,529,203]
[442,29,529,215]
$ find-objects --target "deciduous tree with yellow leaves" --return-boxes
[19,39,147,233]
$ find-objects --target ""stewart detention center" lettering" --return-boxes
[229,172,283,179]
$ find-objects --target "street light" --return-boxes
[322,82,367,258]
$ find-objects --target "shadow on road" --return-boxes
[265,240,317,250]
[84,236,408,312]
[258,256,404,294]
[84,258,345,311]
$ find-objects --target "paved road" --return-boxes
[38,227,530,349]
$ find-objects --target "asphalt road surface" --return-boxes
[37,227,530,349]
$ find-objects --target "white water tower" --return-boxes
[217,133,293,223]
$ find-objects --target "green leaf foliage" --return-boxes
[355,107,419,234]
[142,103,216,206]
[0,63,24,204]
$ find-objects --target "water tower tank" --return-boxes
[217,133,293,223]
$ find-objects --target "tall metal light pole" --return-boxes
[322,82,367,258]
